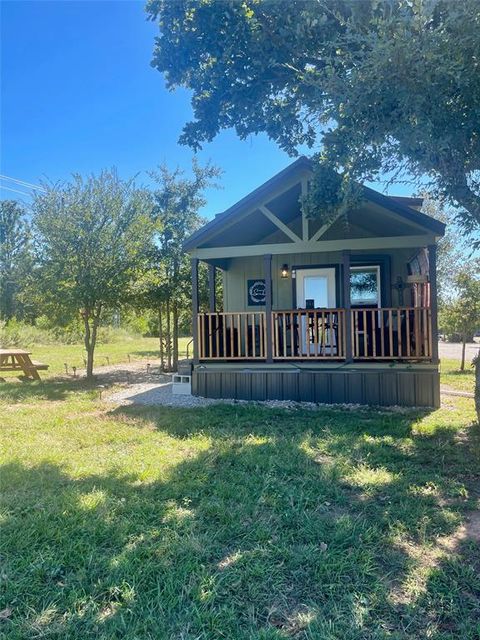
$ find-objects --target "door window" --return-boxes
[296,268,336,308]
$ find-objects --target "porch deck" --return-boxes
[198,306,433,362]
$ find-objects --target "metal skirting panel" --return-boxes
[192,369,440,408]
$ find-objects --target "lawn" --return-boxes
[440,358,476,393]
[1,377,479,639]
[1,337,191,378]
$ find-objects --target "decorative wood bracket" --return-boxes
[259,205,302,243]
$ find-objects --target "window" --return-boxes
[350,266,380,307]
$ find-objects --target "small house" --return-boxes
[184,157,445,407]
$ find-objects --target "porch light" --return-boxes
[281,264,289,279]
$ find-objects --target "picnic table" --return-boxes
[0,349,49,381]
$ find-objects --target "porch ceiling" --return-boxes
[184,156,445,257]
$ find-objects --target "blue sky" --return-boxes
[2,0,418,219]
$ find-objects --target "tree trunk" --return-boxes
[158,306,164,370]
[83,307,101,380]
[173,299,179,371]
[474,355,480,425]
[83,313,93,379]
[460,333,466,371]
[166,297,172,371]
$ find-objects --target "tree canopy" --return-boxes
[147,0,480,241]
[32,171,153,377]
[0,200,31,321]
[138,160,220,370]
[439,262,480,370]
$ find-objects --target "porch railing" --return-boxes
[351,307,432,359]
[198,312,266,359]
[272,310,346,359]
[197,307,432,361]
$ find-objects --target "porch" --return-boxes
[184,157,444,406]
[197,306,433,362]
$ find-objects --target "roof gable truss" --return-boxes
[184,157,445,253]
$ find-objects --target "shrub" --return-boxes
[0,318,145,348]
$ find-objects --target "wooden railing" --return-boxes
[272,310,346,359]
[197,307,432,361]
[198,312,266,359]
[351,307,432,359]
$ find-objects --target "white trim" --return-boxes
[301,177,309,241]
[191,235,437,259]
[259,205,301,242]
[309,212,342,242]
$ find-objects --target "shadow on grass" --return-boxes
[0,369,167,404]
[2,402,479,638]
[444,368,475,377]
[0,378,100,403]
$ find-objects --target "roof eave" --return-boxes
[183,156,312,252]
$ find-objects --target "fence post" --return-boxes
[428,244,439,364]
[191,258,199,364]
[342,250,353,362]
[264,254,273,363]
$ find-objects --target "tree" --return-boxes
[147,0,480,243]
[139,161,220,371]
[474,351,480,425]
[0,200,31,321]
[32,171,153,379]
[439,263,480,371]
[420,195,464,306]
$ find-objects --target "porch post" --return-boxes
[264,254,273,363]
[208,264,216,312]
[428,244,439,364]
[191,257,199,364]
[342,250,353,362]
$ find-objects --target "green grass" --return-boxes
[1,337,191,378]
[1,378,479,639]
[440,358,476,393]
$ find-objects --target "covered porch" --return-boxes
[191,243,438,365]
[184,157,444,406]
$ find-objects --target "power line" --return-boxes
[0,174,46,192]
[0,185,32,197]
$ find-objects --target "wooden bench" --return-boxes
[31,361,49,371]
[0,350,49,380]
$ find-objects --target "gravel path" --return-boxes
[107,381,220,408]
[106,380,423,412]
[99,361,474,408]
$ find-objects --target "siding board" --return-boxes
[250,373,267,400]
[313,373,331,404]
[222,373,237,399]
[364,373,380,405]
[380,372,398,406]
[267,373,284,400]
[331,375,346,404]
[282,373,300,402]
[346,372,364,404]
[236,373,252,400]
[192,369,439,408]
[299,372,315,402]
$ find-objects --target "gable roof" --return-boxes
[184,157,445,251]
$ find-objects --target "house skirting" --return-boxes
[192,364,440,408]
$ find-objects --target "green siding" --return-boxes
[222,248,416,312]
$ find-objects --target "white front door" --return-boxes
[296,268,336,308]
[295,268,337,354]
